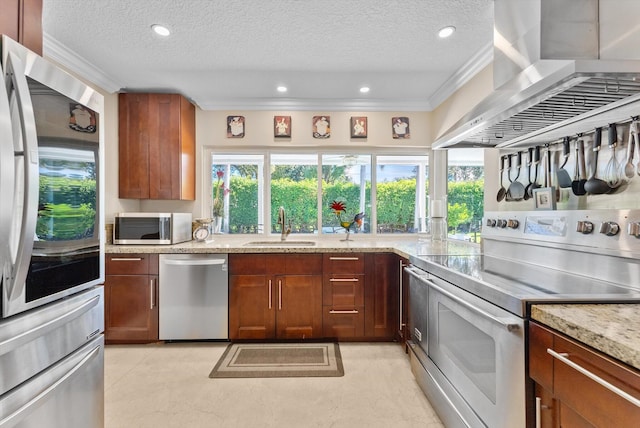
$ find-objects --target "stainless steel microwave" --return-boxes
[113,213,192,245]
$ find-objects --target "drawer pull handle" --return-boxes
[149,278,155,309]
[329,257,359,261]
[329,278,359,282]
[547,348,640,407]
[329,310,359,314]
[268,280,272,310]
[110,257,143,261]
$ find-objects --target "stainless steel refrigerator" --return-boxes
[0,35,105,427]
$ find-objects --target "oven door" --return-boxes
[427,274,526,428]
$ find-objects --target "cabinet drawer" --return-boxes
[323,274,364,307]
[323,306,364,338]
[106,254,157,275]
[323,253,364,274]
[551,334,640,427]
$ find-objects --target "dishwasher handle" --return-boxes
[162,258,226,266]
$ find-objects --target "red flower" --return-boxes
[216,170,224,179]
[330,200,346,213]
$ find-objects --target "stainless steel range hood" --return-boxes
[433,0,640,149]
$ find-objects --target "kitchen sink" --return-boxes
[243,240,317,247]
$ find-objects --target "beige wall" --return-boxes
[105,107,433,220]
[430,64,493,141]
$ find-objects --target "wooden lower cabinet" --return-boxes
[529,321,640,427]
[364,253,399,339]
[104,254,158,343]
[229,254,323,340]
[230,252,401,341]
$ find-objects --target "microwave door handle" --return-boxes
[0,62,15,270]
[4,52,39,303]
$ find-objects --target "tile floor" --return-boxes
[105,342,444,428]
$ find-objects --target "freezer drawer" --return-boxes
[0,286,104,396]
[159,254,229,340]
[0,335,104,428]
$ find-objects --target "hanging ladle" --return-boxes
[496,155,507,202]
[527,146,542,198]
[523,147,535,200]
[627,120,638,178]
[507,151,526,201]
[584,127,611,195]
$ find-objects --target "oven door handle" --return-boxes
[404,265,431,281]
[427,276,521,332]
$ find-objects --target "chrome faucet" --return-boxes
[278,206,291,241]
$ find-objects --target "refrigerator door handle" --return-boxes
[3,52,39,304]
[0,61,15,276]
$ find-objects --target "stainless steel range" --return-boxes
[406,209,640,428]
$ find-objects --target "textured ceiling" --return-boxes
[42,0,494,111]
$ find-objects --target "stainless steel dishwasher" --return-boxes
[159,254,228,340]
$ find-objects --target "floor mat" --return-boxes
[209,342,344,378]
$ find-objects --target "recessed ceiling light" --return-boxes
[438,26,456,39]
[277,86,287,93]
[151,24,171,37]
[359,86,370,93]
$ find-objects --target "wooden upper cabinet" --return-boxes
[118,93,195,200]
[0,0,43,55]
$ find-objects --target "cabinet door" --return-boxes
[364,253,399,339]
[534,383,558,428]
[0,0,42,55]
[118,93,150,199]
[148,94,181,200]
[104,274,158,342]
[276,275,322,339]
[229,275,275,340]
[118,93,195,200]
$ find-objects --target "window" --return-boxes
[376,155,428,234]
[447,148,484,243]
[321,154,371,235]
[270,154,318,234]
[207,150,428,236]
[211,154,263,234]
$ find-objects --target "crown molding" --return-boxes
[427,42,493,110]
[42,32,122,93]
[197,97,433,112]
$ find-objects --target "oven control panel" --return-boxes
[483,210,640,253]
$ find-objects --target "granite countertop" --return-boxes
[106,236,480,259]
[531,304,640,371]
